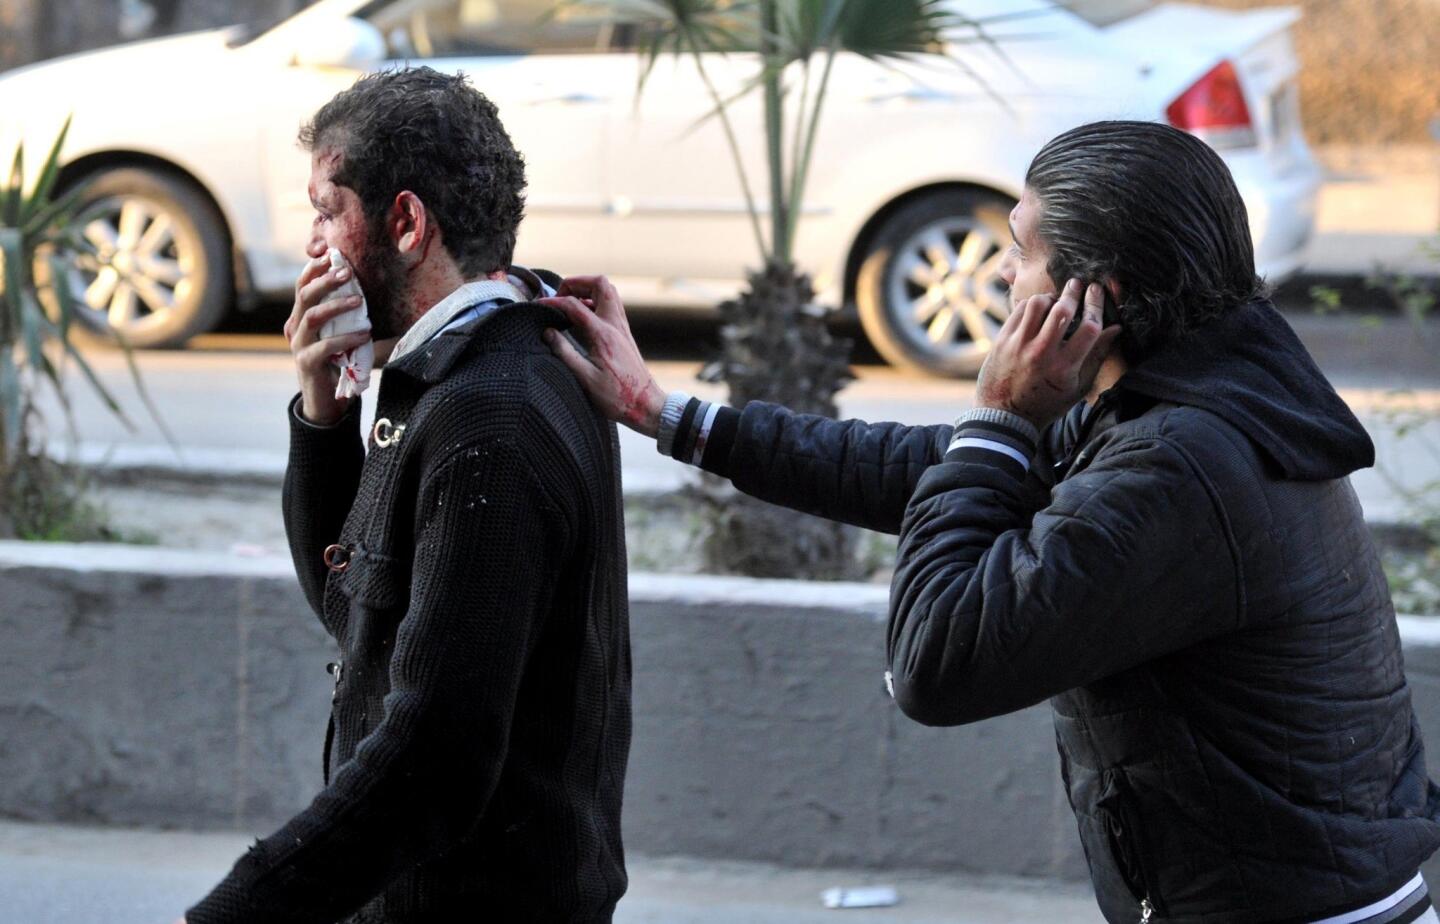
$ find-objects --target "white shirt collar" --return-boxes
[388,268,551,365]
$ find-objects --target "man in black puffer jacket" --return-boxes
[545,121,1440,923]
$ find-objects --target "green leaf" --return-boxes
[677,68,769,137]
[111,324,177,450]
[19,114,72,226]
[1,143,22,229]
[0,227,26,323]
[18,288,47,386]
[0,347,19,456]
[48,252,78,342]
[23,183,89,241]
[57,331,131,426]
[26,274,79,437]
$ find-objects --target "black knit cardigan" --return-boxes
[188,303,631,923]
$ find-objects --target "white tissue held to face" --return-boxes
[320,247,374,399]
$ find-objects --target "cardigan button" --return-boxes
[372,418,406,448]
[323,544,351,573]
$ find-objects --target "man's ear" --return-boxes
[389,191,429,262]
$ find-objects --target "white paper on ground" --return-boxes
[319,247,374,399]
[820,886,900,909]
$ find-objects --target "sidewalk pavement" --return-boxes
[1304,145,1439,278]
[0,821,1103,924]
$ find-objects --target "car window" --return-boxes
[227,0,325,47]
[1061,0,1156,27]
[361,0,623,57]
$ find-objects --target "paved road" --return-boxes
[0,821,1103,924]
[32,311,1440,522]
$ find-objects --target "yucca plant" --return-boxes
[0,116,161,539]
[562,0,1015,577]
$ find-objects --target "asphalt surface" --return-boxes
[0,821,1104,924]
[31,308,1440,523]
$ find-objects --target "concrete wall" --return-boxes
[4,541,1440,885]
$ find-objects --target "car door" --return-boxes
[602,43,769,308]
[262,0,624,282]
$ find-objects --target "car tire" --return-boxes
[855,189,1015,377]
[48,166,232,349]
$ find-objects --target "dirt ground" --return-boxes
[87,472,1438,613]
[1192,0,1440,145]
[89,474,898,581]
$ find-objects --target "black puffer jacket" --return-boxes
[700,300,1440,922]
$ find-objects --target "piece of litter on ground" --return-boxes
[230,543,271,558]
[821,886,900,909]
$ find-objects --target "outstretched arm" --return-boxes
[540,275,963,534]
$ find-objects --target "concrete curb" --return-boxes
[0,542,1079,878]
[2,538,1431,635]
[7,541,1440,885]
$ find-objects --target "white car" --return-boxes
[0,0,1320,376]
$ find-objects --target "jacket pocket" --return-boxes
[1097,767,1168,917]
[326,550,406,769]
[322,712,335,785]
[336,548,404,608]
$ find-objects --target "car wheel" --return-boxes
[855,189,1015,377]
[47,167,232,348]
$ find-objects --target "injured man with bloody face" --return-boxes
[179,66,633,924]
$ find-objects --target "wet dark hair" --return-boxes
[1024,120,1265,361]
[299,66,527,276]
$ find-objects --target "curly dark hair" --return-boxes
[299,67,527,276]
[1024,120,1266,362]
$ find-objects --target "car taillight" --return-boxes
[1166,60,1257,149]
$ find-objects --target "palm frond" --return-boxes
[19,115,72,227]
[22,183,88,242]
[0,228,24,320]
[940,5,1071,86]
[47,252,77,343]
[558,0,758,98]
[676,67,769,138]
[788,0,958,63]
[1,144,22,229]
[55,331,129,423]
[112,324,175,447]
[0,114,172,525]
[0,349,19,455]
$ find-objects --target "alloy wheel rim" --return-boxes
[65,195,197,336]
[884,216,1011,364]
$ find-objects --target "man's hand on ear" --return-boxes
[976,278,1122,430]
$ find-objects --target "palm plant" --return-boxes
[564,0,1014,577]
[0,116,162,539]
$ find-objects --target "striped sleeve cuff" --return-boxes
[945,407,1040,479]
[655,391,691,458]
[656,392,736,470]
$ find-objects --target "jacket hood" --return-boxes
[1117,297,1374,481]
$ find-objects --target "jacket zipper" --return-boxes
[1102,766,1166,921]
[1054,390,1119,480]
